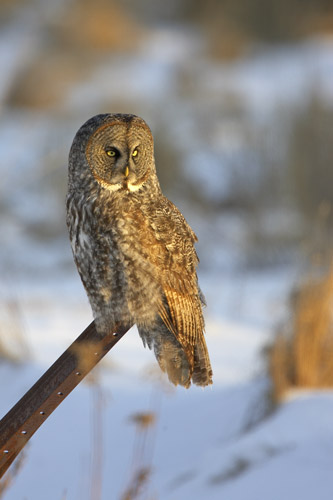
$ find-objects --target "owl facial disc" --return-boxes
[85,117,154,194]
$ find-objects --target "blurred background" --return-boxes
[1,1,333,499]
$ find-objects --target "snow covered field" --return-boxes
[0,269,285,500]
[2,267,333,500]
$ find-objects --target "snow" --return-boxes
[201,393,333,500]
[2,268,333,500]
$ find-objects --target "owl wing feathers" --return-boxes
[162,280,203,345]
[150,198,213,386]
[159,278,212,387]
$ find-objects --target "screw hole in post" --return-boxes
[57,392,63,396]
[40,411,45,415]
[75,371,81,376]
[21,430,27,435]
[3,450,9,454]
[113,332,118,337]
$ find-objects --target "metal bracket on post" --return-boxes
[0,321,131,480]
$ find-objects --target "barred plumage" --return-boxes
[66,113,213,388]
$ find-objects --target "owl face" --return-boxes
[85,115,155,193]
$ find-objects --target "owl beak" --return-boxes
[124,166,129,178]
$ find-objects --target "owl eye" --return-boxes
[105,148,118,157]
[132,149,138,157]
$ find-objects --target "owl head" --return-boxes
[68,113,159,195]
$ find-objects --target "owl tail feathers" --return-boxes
[155,336,192,388]
[138,325,192,388]
[138,325,213,388]
[192,337,213,387]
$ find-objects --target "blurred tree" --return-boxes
[181,0,333,58]
[288,95,333,228]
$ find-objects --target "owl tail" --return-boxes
[192,336,213,387]
[138,322,213,388]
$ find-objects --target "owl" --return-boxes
[66,113,213,388]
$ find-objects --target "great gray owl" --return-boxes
[66,113,213,388]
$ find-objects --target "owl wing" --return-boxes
[152,198,212,385]
[159,275,204,347]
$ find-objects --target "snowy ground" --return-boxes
[2,266,333,500]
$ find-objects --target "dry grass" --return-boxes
[55,0,143,52]
[0,299,30,363]
[269,260,333,402]
[88,373,105,500]
[0,451,26,499]
[5,0,143,110]
[121,409,157,500]
[185,0,333,60]
[288,95,333,229]
[6,52,89,109]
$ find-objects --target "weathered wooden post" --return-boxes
[0,320,131,479]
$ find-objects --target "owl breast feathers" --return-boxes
[66,113,213,388]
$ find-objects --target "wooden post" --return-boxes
[0,321,131,479]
